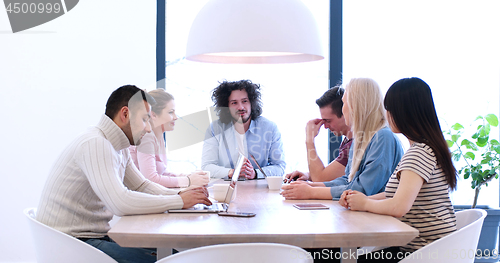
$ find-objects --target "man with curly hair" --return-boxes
[202,80,286,179]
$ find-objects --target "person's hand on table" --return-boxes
[179,186,212,208]
[284,170,309,183]
[188,171,209,186]
[280,181,314,200]
[339,189,353,209]
[227,158,256,179]
[305,118,325,144]
[344,190,368,211]
[241,158,256,179]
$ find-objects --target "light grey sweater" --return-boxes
[37,115,184,238]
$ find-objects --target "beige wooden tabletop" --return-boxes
[108,179,418,252]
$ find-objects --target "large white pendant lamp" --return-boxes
[185,0,324,64]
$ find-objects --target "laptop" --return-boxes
[167,153,245,213]
[250,154,267,178]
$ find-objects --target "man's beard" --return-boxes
[233,113,250,124]
[124,121,145,146]
[133,136,144,145]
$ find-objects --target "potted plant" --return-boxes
[445,114,500,262]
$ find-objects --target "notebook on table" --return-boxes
[167,153,244,213]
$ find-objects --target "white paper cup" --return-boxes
[266,176,283,190]
[212,184,230,202]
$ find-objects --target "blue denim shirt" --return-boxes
[201,116,286,179]
[324,127,404,199]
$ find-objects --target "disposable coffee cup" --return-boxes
[266,176,283,190]
[212,184,230,202]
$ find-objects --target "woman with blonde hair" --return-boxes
[281,78,403,200]
[129,89,209,188]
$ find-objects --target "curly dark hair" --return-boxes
[211,80,263,124]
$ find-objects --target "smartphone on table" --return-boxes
[218,212,256,217]
[293,203,329,210]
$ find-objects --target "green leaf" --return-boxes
[484,123,491,135]
[475,116,483,121]
[491,139,500,146]
[451,123,464,130]
[464,172,470,179]
[451,134,460,143]
[464,152,475,160]
[472,132,479,139]
[461,139,471,146]
[494,145,500,154]
[453,153,461,162]
[479,127,487,137]
[471,172,481,181]
[477,142,487,148]
[446,140,454,147]
[482,155,493,164]
[476,137,488,147]
[485,114,499,127]
[461,139,478,150]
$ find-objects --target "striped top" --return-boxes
[385,142,456,252]
[37,115,184,238]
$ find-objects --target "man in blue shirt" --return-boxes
[201,80,286,179]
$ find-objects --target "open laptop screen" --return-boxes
[250,154,267,178]
[224,153,245,203]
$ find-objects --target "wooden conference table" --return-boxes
[109,179,418,263]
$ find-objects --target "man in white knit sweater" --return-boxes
[37,85,211,263]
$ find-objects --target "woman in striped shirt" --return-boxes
[340,77,458,262]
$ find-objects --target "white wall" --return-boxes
[0,1,156,262]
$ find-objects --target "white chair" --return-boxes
[24,208,117,263]
[398,209,487,263]
[155,243,313,263]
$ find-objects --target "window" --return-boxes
[343,0,500,207]
[162,0,500,207]
[163,0,330,175]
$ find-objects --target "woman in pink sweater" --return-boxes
[130,89,209,188]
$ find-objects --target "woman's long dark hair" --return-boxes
[384,77,457,190]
